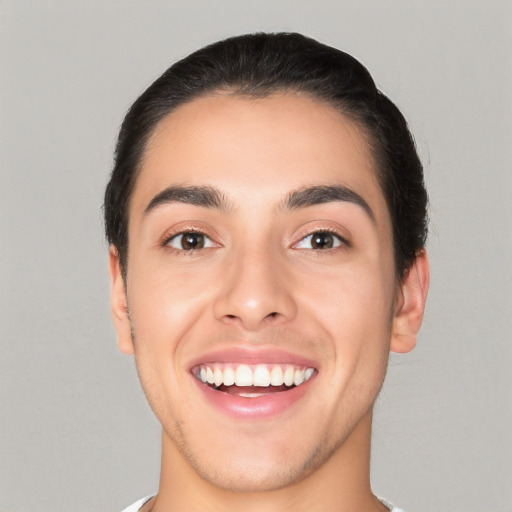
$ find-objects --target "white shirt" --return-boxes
[121,495,406,511]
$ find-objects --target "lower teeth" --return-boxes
[211,384,294,394]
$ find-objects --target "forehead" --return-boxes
[131,93,388,224]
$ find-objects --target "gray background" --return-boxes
[1,1,511,511]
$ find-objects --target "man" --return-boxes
[104,32,429,512]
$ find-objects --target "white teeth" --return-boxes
[283,367,295,386]
[196,363,315,389]
[294,368,306,386]
[253,365,271,387]
[235,364,253,386]
[214,368,223,387]
[238,392,264,398]
[305,367,314,381]
[223,366,235,386]
[270,365,284,386]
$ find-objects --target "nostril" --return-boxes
[268,312,278,318]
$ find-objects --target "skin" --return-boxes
[110,93,429,512]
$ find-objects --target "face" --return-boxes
[110,93,416,492]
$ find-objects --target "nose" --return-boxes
[213,245,297,331]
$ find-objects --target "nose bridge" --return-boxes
[214,240,296,329]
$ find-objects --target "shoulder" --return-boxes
[120,495,155,512]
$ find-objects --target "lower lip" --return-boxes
[192,377,314,419]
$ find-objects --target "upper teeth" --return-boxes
[196,364,315,388]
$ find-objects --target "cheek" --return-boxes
[299,264,394,376]
[125,257,222,384]
[126,264,207,418]
[303,263,393,326]
[128,257,213,324]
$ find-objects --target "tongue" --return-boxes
[218,385,291,395]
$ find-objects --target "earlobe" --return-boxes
[390,250,430,354]
[109,246,135,355]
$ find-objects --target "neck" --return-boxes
[148,409,387,512]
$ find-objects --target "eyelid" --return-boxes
[291,225,351,250]
[168,232,217,250]
[159,224,221,249]
[162,228,205,245]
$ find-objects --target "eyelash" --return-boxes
[292,227,350,251]
[162,229,217,253]
[160,227,349,254]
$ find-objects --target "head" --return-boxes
[104,32,427,283]
[104,33,429,494]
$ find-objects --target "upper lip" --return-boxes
[187,346,319,372]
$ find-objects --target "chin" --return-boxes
[173,430,330,493]
[191,458,310,493]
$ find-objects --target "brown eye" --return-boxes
[294,231,344,250]
[167,232,215,250]
[310,232,334,249]
[181,233,204,250]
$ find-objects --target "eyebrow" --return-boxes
[282,185,375,221]
[143,183,374,222]
[144,185,234,215]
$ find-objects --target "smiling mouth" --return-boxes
[192,363,315,397]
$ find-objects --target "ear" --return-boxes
[390,250,430,354]
[109,246,134,355]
